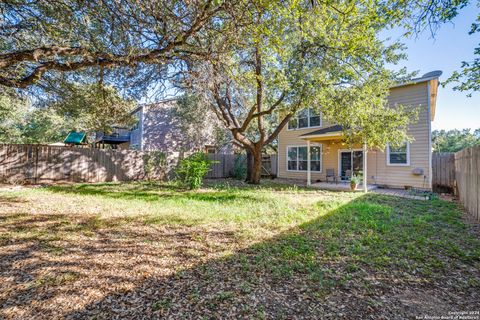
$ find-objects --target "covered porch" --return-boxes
[300,125,370,192]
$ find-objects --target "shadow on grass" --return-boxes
[0,194,479,319]
[45,182,263,203]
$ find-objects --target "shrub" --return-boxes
[143,151,166,180]
[350,174,362,186]
[176,152,216,189]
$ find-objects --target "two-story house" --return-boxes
[277,71,442,190]
[101,99,233,154]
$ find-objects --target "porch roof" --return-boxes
[300,125,343,141]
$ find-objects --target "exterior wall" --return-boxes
[372,83,431,189]
[129,108,143,149]
[277,82,432,189]
[136,100,233,154]
[141,100,188,152]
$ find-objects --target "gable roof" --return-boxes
[392,70,442,88]
[300,125,343,137]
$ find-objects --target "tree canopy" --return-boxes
[0,84,135,143]
[1,0,468,183]
[432,128,480,152]
[176,0,419,182]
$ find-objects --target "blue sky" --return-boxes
[384,2,479,130]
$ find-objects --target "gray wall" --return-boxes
[136,100,232,154]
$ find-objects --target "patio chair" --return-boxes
[325,168,337,183]
[341,169,352,183]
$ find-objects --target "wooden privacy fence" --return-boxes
[0,144,168,183]
[0,144,279,183]
[455,146,480,222]
[205,154,278,179]
[206,154,241,179]
[432,153,456,192]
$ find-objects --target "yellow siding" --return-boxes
[277,82,432,189]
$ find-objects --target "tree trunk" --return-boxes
[245,148,262,184]
[250,151,262,184]
[245,149,254,182]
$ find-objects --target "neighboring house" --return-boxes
[101,99,232,153]
[277,71,442,190]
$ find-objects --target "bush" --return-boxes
[176,152,215,189]
[350,174,362,186]
[143,151,166,180]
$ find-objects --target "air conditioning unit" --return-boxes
[411,168,424,175]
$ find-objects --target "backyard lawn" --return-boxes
[0,180,479,319]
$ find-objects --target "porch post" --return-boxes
[363,142,368,193]
[307,140,311,186]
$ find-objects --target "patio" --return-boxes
[310,181,429,200]
[310,181,377,192]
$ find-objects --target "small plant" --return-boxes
[143,151,166,180]
[176,152,216,189]
[350,174,362,190]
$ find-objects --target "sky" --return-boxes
[383,2,479,131]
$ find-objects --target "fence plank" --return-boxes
[455,146,480,222]
[0,144,282,184]
[432,153,455,191]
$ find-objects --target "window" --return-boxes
[131,112,140,130]
[205,145,216,154]
[387,142,410,165]
[288,108,321,130]
[287,145,322,172]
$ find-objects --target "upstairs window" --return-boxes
[205,145,217,154]
[131,113,140,131]
[387,142,410,166]
[288,108,321,130]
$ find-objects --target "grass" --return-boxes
[0,180,479,319]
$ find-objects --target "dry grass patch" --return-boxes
[0,180,479,319]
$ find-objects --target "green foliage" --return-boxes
[51,83,136,134]
[143,151,167,180]
[186,0,417,155]
[444,11,480,96]
[233,155,247,180]
[172,94,230,150]
[176,153,215,189]
[0,88,28,143]
[0,83,135,144]
[432,128,480,152]
[350,174,363,186]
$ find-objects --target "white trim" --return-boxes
[427,82,433,189]
[386,142,411,166]
[337,149,363,178]
[287,109,323,131]
[301,131,342,140]
[390,75,441,88]
[286,144,322,173]
[277,134,280,177]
